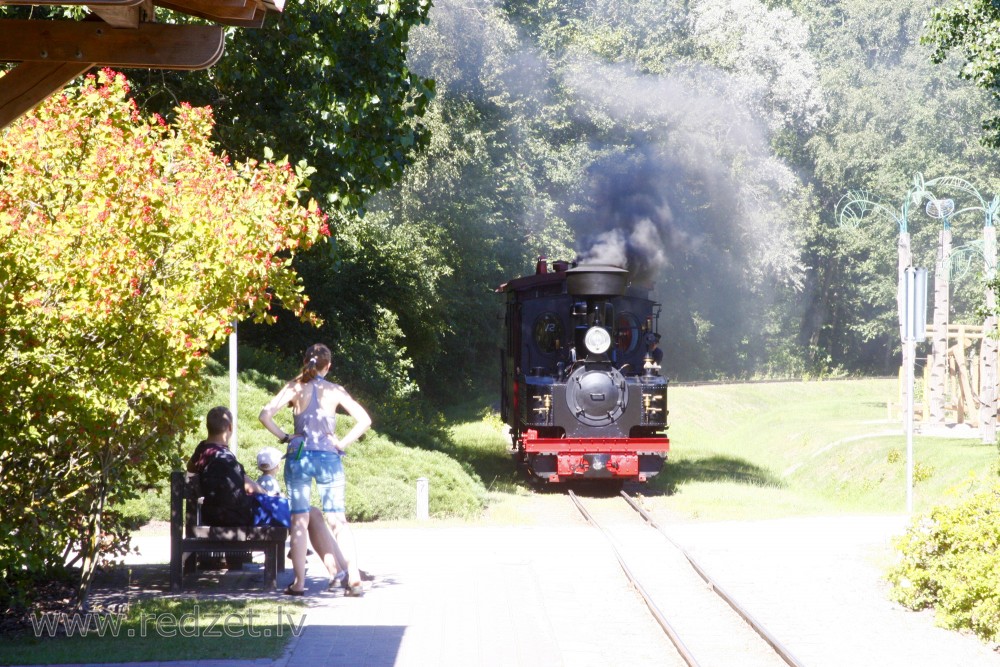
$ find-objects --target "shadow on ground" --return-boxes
[641,455,785,496]
[89,562,283,608]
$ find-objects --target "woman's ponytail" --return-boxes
[297,344,332,383]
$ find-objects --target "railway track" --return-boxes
[568,489,805,667]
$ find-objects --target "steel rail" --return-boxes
[567,489,702,667]
[620,491,806,667]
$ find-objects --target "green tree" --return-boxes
[0,70,328,608]
[375,1,580,395]
[792,0,1000,372]
[130,0,435,211]
[121,0,440,406]
[923,0,1000,147]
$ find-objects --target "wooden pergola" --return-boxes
[0,0,283,129]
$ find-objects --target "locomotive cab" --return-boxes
[499,260,670,484]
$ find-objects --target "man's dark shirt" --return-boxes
[186,440,253,526]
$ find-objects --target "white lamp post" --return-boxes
[902,267,927,513]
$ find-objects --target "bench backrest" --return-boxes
[169,470,205,538]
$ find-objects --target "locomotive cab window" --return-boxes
[616,312,641,355]
[533,312,564,354]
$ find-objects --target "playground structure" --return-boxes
[840,174,1000,443]
[901,323,997,431]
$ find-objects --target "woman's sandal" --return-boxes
[341,577,364,597]
[327,571,346,591]
[283,585,305,596]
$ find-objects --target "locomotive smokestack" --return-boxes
[565,265,629,297]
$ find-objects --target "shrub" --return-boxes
[0,70,327,609]
[886,481,1000,642]
[912,461,935,485]
[347,433,486,520]
[348,475,416,522]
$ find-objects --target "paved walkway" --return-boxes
[15,517,1000,667]
[669,515,1000,667]
[66,525,680,667]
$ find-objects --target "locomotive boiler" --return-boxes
[498,259,670,485]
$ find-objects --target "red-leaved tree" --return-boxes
[0,69,328,608]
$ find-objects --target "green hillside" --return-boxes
[118,375,999,526]
[646,379,998,519]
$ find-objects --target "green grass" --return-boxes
[443,405,522,493]
[0,598,305,665]
[644,379,1000,519]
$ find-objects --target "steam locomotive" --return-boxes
[498,258,670,485]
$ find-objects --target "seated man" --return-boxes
[187,406,265,526]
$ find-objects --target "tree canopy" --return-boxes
[923,0,1000,147]
[225,0,1000,391]
[0,70,327,607]
[129,0,435,211]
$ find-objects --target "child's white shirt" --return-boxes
[258,473,282,496]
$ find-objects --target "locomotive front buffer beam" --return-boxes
[522,430,669,483]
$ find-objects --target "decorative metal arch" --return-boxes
[949,241,996,280]
[912,173,999,230]
[838,173,1000,235]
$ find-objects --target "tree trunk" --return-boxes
[981,226,998,443]
[898,232,912,420]
[76,471,108,610]
[929,228,951,423]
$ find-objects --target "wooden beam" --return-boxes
[155,0,258,24]
[0,20,224,70]
[0,0,144,6]
[88,5,141,28]
[0,61,93,130]
[165,0,251,9]
[88,0,154,29]
[223,7,265,28]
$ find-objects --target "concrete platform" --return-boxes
[78,525,681,667]
[20,517,1000,667]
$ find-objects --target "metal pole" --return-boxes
[229,320,238,453]
[906,338,915,514]
[902,267,927,514]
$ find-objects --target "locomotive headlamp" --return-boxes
[584,326,612,355]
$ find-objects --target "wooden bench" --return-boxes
[169,471,287,592]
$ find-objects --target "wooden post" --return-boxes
[953,339,977,426]
[981,225,998,443]
[0,61,93,131]
[929,228,951,423]
[922,362,931,422]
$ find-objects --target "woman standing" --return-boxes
[259,343,371,596]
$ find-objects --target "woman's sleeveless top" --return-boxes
[293,380,339,452]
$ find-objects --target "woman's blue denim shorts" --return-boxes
[284,450,345,514]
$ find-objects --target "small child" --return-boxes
[258,445,328,567]
[256,447,283,496]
